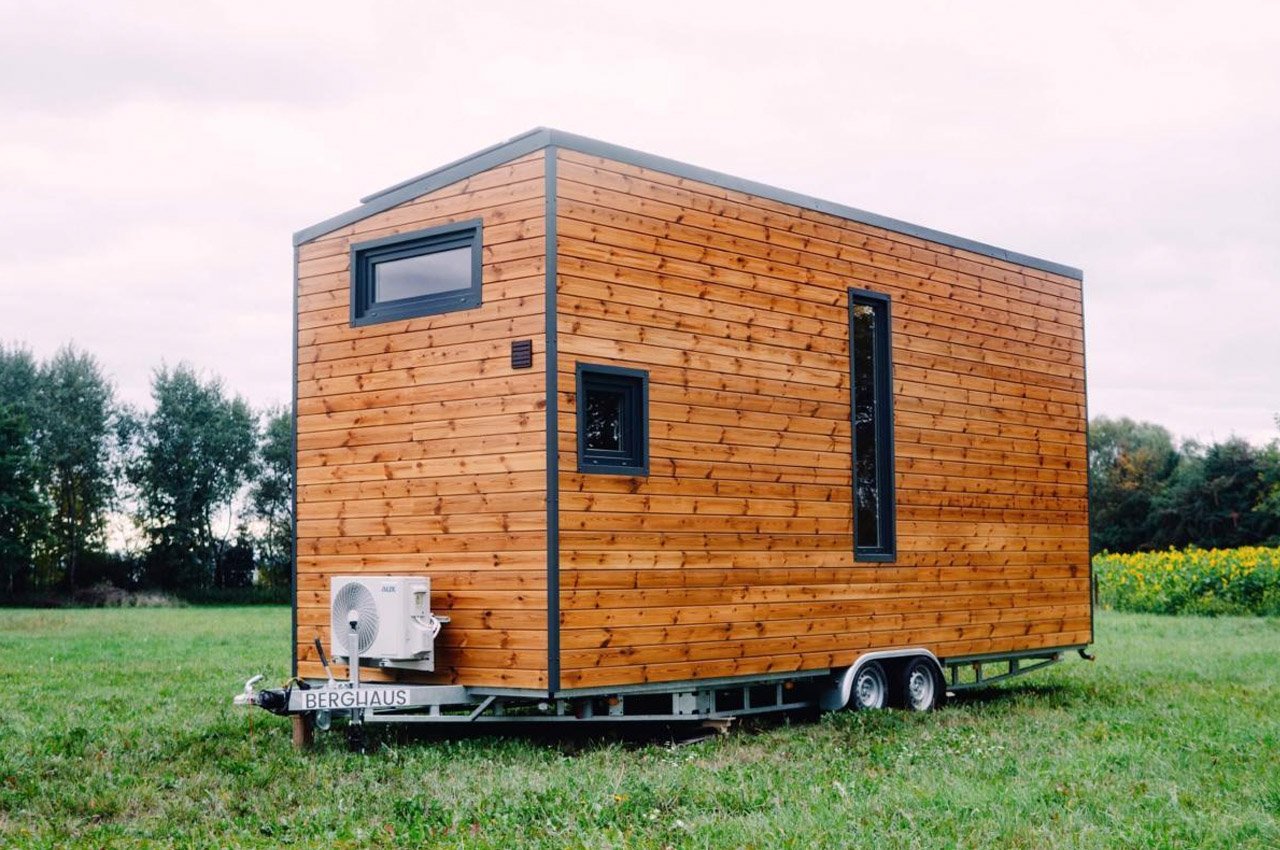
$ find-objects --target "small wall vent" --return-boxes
[511,339,533,369]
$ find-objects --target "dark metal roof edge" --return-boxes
[544,129,1082,280]
[360,127,552,204]
[292,128,553,246]
[294,126,1083,279]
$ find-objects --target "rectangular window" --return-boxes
[849,288,896,561]
[350,219,482,326]
[577,363,649,476]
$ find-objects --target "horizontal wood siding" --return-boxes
[553,149,1089,689]
[295,152,548,689]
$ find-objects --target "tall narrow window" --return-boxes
[849,288,896,561]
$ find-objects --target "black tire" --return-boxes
[895,657,942,711]
[848,661,889,710]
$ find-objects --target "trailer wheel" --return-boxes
[898,657,942,711]
[849,661,888,710]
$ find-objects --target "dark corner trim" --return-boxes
[544,146,560,697]
[1080,272,1093,645]
[290,246,300,678]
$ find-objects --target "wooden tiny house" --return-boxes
[292,129,1091,702]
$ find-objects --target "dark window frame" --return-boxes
[576,363,649,476]
[849,287,897,562]
[349,218,483,327]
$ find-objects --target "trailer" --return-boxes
[237,128,1092,739]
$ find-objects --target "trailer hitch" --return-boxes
[232,674,295,715]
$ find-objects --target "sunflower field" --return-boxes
[1093,546,1280,616]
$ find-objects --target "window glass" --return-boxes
[584,388,625,452]
[577,365,648,475]
[852,303,880,549]
[350,220,482,326]
[849,290,895,561]
[373,245,472,303]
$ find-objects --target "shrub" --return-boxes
[1093,546,1280,616]
[71,582,184,608]
[175,585,289,605]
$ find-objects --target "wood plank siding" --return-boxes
[552,148,1090,690]
[292,132,1088,697]
[294,152,549,689]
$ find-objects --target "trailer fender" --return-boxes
[819,648,943,711]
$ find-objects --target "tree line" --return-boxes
[0,343,290,600]
[3,339,1279,599]
[1088,416,1280,554]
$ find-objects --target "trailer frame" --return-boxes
[237,644,1083,743]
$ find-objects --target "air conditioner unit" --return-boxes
[330,576,447,672]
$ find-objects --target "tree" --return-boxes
[219,525,257,590]
[1251,438,1280,545]
[0,345,45,596]
[123,364,257,590]
[1088,417,1178,553]
[249,407,292,589]
[1148,438,1280,550]
[0,406,44,596]
[0,344,39,413]
[34,345,116,590]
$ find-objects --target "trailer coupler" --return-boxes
[233,675,297,715]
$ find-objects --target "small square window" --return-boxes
[577,364,648,476]
[350,219,482,326]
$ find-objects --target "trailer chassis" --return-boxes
[234,645,1087,745]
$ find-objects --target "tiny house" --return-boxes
[283,128,1090,724]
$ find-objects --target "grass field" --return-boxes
[2,608,1278,848]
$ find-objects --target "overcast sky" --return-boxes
[2,1,1277,444]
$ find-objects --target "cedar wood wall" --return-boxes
[292,145,1090,693]
[294,152,549,689]
[552,148,1090,690]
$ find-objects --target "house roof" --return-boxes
[293,127,1082,280]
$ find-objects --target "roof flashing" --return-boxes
[292,127,1082,280]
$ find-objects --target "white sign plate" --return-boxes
[296,688,412,711]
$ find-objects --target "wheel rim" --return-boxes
[906,665,936,711]
[852,663,886,709]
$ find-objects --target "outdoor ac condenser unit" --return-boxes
[329,576,447,672]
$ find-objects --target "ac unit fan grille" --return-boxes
[332,582,380,655]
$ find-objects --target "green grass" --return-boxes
[2,609,1278,848]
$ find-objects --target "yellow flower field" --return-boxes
[1093,545,1280,616]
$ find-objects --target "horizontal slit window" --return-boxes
[350,219,482,326]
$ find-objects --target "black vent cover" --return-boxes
[511,339,533,369]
